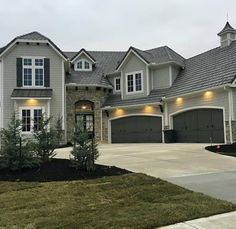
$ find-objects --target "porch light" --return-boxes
[115,108,124,116]
[144,105,154,113]
[203,91,213,100]
[175,97,183,105]
[25,99,39,106]
[82,105,87,110]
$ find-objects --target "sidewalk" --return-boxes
[159,211,236,229]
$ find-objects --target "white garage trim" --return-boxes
[169,106,226,144]
[108,114,164,144]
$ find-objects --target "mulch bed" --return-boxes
[205,144,236,157]
[0,159,131,182]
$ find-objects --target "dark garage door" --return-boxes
[111,116,162,143]
[173,109,224,143]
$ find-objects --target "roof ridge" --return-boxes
[164,46,173,60]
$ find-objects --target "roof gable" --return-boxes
[116,47,149,71]
[0,31,68,60]
[71,48,96,63]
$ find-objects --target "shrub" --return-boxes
[70,122,99,171]
[32,116,63,163]
[0,114,40,171]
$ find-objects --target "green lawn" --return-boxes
[0,173,235,228]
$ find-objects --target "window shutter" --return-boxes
[16,58,23,87]
[44,58,50,87]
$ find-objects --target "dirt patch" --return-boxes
[0,159,131,182]
[205,144,236,157]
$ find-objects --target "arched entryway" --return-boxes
[75,100,94,138]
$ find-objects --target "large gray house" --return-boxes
[1,21,236,144]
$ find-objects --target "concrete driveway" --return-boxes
[55,143,236,203]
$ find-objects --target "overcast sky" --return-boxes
[0,0,236,58]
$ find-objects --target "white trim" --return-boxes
[19,106,45,133]
[74,58,92,71]
[121,70,124,99]
[229,89,234,120]
[163,85,230,101]
[146,65,150,96]
[169,106,227,144]
[108,114,164,144]
[11,97,51,100]
[169,65,172,86]
[125,70,144,94]
[0,39,67,61]
[114,76,121,92]
[116,49,149,72]
[228,89,233,143]
[71,50,96,63]
[0,59,3,130]
[102,101,161,110]
[62,59,65,130]
[164,101,168,127]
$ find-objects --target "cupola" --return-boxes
[218,21,236,47]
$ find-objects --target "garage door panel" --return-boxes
[173,109,224,143]
[111,116,162,143]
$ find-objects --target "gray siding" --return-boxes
[107,73,121,95]
[167,89,229,127]
[171,66,180,84]
[2,43,65,128]
[152,66,169,89]
[121,53,147,99]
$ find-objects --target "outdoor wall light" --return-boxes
[203,91,213,100]
[175,97,183,105]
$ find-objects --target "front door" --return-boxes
[76,114,94,138]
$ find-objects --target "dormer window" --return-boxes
[75,59,92,71]
[77,61,83,69]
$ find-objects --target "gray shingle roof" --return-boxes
[165,41,236,97]
[11,89,53,98]
[116,46,185,70]
[64,51,126,88]
[16,31,48,40]
[0,32,67,59]
[218,22,236,36]
[103,41,236,107]
[103,89,168,107]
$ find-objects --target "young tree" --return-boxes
[70,122,99,171]
[32,116,63,163]
[0,113,39,171]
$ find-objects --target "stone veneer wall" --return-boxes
[66,87,109,143]
[231,121,236,143]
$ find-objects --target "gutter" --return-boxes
[162,84,231,101]
[102,101,162,110]
[65,83,113,89]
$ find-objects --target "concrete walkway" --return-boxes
[159,211,236,229]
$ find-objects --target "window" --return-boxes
[33,109,42,131]
[77,61,83,69]
[84,61,90,69]
[126,71,143,93]
[114,77,121,91]
[23,57,44,87]
[20,107,44,132]
[22,109,31,132]
[75,59,92,71]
